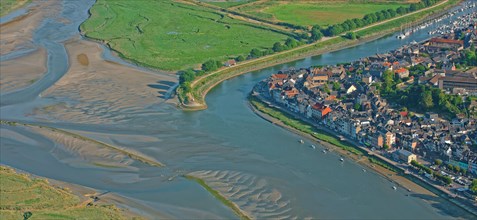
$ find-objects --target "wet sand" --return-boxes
[0,0,60,56]
[35,38,177,124]
[0,48,47,93]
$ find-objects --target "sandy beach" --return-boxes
[34,37,177,124]
[0,48,47,93]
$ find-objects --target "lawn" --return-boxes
[81,0,288,71]
[0,166,131,220]
[244,1,407,26]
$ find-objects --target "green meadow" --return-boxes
[247,1,407,26]
[81,0,288,71]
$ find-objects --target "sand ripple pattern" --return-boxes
[31,126,135,169]
[189,170,304,219]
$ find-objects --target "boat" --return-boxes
[397,33,406,39]
[310,145,316,149]
[322,149,326,153]
[340,157,344,162]
[393,186,397,190]
[299,139,304,144]
[362,169,366,172]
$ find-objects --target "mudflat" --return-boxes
[34,38,177,124]
[0,48,47,93]
[0,0,60,56]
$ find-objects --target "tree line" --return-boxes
[411,160,452,185]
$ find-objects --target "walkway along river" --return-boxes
[0,0,475,218]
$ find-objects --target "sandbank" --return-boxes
[0,48,47,93]
[35,37,177,124]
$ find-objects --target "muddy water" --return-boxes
[1,0,475,219]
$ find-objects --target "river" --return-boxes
[0,0,475,219]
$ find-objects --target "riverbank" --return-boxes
[180,0,460,111]
[0,165,144,219]
[248,94,476,219]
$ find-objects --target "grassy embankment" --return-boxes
[0,0,29,17]
[0,166,138,220]
[180,0,458,110]
[80,0,290,71]
[240,1,407,26]
[0,120,164,167]
[184,175,251,220]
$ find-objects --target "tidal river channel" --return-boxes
[1,0,475,219]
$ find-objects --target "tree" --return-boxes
[202,60,218,72]
[285,38,298,48]
[447,164,454,171]
[332,81,340,91]
[470,179,477,193]
[345,32,357,40]
[23,212,32,220]
[434,159,442,166]
[354,103,361,111]
[310,28,323,42]
[382,70,394,93]
[420,90,434,109]
[272,42,284,52]
[250,48,263,58]
[179,69,195,84]
[235,55,245,62]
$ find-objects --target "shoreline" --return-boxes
[0,165,146,219]
[179,0,460,110]
[248,94,477,218]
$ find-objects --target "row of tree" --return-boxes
[319,0,439,37]
[411,160,452,185]
[249,37,304,59]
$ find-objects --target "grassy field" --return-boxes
[81,0,289,71]
[0,0,29,17]
[263,2,407,26]
[234,0,409,26]
[0,166,133,220]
